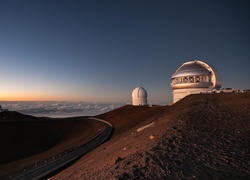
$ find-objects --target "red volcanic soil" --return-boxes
[96,105,168,137]
[51,93,250,179]
[0,114,103,177]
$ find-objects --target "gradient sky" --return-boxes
[0,0,249,104]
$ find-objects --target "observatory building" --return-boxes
[132,87,148,106]
[171,60,222,103]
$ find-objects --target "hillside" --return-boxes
[0,114,103,177]
[52,93,250,179]
[96,105,169,136]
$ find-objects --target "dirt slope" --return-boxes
[52,93,250,179]
[96,105,168,136]
[0,115,103,177]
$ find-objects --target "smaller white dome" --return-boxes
[132,87,147,99]
[132,87,147,106]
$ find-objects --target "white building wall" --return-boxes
[132,98,147,106]
[173,88,212,103]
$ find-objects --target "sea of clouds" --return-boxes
[0,101,124,118]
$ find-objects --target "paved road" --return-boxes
[11,117,113,180]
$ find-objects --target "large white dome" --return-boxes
[171,60,222,103]
[132,87,147,106]
[171,60,222,90]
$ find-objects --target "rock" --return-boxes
[114,157,123,164]
[149,135,155,139]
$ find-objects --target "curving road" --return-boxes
[11,117,113,180]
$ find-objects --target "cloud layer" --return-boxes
[0,101,122,118]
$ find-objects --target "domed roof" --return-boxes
[132,87,147,99]
[172,60,210,78]
[171,60,222,89]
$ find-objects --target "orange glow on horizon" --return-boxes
[0,94,78,101]
[0,92,99,102]
[1,95,58,101]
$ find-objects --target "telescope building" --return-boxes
[171,60,222,103]
[132,87,148,106]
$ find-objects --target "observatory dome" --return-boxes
[171,60,222,103]
[132,87,147,106]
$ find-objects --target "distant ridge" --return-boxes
[0,111,41,121]
[0,114,103,177]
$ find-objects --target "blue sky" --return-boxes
[0,0,249,104]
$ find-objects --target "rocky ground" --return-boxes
[51,93,250,179]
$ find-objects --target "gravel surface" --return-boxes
[51,93,250,179]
